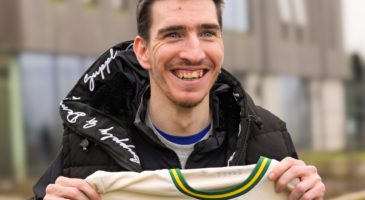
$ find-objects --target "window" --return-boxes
[277,0,307,26]
[293,0,308,27]
[277,0,292,23]
[277,0,308,41]
[277,0,292,39]
[20,53,57,137]
[223,0,250,33]
[56,55,83,98]
[20,52,58,174]
[279,76,310,148]
[19,52,96,175]
[293,0,308,42]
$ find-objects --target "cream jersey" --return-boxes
[86,157,289,200]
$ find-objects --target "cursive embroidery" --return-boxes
[63,96,81,101]
[84,49,120,91]
[83,118,98,129]
[99,127,140,164]
[60,103,86,124]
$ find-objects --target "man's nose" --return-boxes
[179,35,206,64]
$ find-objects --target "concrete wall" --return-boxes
[1,0,138,55]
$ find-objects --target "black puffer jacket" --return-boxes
[32,41,297,199]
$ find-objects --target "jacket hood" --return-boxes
[59,40,258,171]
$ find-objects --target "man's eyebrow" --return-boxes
[200,23,221,30]
[157,23,221,36]
[157,25,186,35]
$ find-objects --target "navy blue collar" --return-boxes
[154,124,212,145]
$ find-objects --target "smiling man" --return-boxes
[134,0,224,137]
[33,0,325,200]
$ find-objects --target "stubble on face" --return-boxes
[149,57,214,109]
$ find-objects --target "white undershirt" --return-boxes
[145,111,212,169]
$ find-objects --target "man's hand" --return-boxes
[44,176,101,200]
[269,157,325,200]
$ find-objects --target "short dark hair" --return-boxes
[136,0,224,42]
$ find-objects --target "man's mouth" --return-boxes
[173,69,205,80]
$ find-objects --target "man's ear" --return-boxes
[134,36,151,70]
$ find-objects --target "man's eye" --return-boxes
[201,31,216,37]
[166,32,180,38]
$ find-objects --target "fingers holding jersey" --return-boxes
[44,176,101,200]
[297,181,325,200]
[269,157,325,200]
[289,174,325,200]
[56,176,100,199]
[269,157,306,191]
[275,164,316,192]
[45,184,89,200]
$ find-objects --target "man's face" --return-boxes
[139,0,224,108]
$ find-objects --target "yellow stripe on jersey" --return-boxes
[169,156,271,200]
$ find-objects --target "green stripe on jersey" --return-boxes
[169,156,271,200]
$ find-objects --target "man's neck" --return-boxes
[148,95,211,137]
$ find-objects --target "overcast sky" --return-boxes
[342,0,365,56]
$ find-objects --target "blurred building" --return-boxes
[222,0,348,152]
[0,0,348,183]
[0,0,138,182]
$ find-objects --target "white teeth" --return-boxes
[175,70,204,80]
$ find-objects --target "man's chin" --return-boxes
[172,97,205,109]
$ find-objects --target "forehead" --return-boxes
[150,0,219,30]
